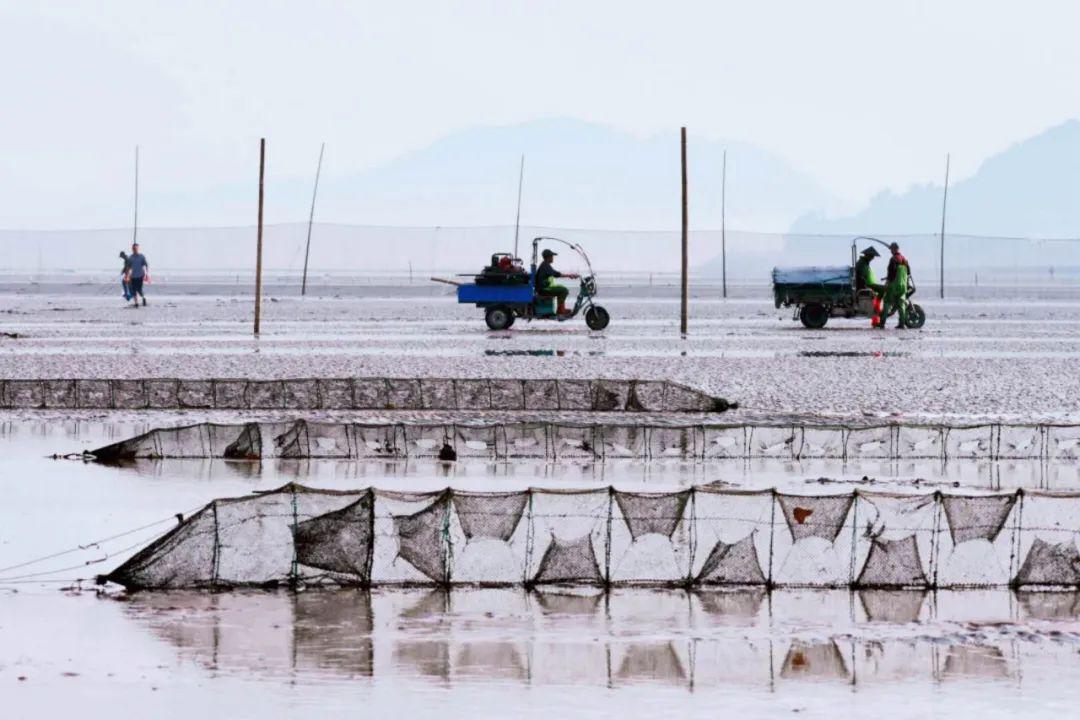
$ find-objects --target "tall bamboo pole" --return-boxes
[301,142,325,297]
[680,128,689,335]
[513,154,525,260]
[132,145,139,246]
[254,138,265,335]
[939,153,950,299]
[721,149,727,299]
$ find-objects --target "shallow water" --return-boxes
[6,419,1080,718]
[6,585,1080,719]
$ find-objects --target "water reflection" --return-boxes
[119,588,1080,689]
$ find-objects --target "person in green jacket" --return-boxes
[877,242,911,328]
[854,247,884,294]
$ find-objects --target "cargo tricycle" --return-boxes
[455,236,611,331]
[772,236,926,329]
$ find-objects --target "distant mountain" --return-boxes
[791,120,1080,238]
[138,119,839,232]
[305,118,839,232]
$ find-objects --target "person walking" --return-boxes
[119,250,132,301]
[124,243,150,308]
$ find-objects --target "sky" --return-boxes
[2,0,1079,229]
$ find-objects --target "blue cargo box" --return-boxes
[457,282,535,305]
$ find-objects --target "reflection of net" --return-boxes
[858,589,927,623]
[780,641,849,680]
[108,486,1080,590]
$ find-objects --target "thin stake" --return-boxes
[254,138,265,336]
[680,128,689,335]
[132,145,139,245]
[721,149,727,299]
[939,153,950,299]
[513,154,525,259]
[301,142,325,297]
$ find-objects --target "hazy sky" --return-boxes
[2,0,1078,228]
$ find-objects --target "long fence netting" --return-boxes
[91,420,1080,462]
[4,224,1080,291]
[0,378,727,412]
[107,483,1080,590]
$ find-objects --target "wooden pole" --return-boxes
[513,154,525,260]
[254,138,265,336]
[301,142,325,297]
[721,149,727,299]
[132,145,139,246]
[939,153,950,299]
[680,127,689,335]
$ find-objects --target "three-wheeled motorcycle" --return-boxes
[772,236,927,329]
[456,236,611,331]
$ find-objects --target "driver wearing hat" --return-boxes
[855,246,884,294]
[536,248,579,316]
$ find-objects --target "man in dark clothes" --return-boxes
[119,250,132,301]
[535,248,579,316]
[878,242,912,328]
[124,243,150,308]
[885,242,911,286]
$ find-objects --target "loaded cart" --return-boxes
[772,237,926,329]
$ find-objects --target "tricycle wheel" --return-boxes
[485,306,514,331]
[585,306,610,331]
[904,304,926,329]
[799,303,829,329]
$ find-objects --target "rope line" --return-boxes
[0,509,198,576]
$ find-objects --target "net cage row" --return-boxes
[107,484,1080,590]
[0,377,727,412]
[91,421,1080,462]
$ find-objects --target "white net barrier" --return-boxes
[90,421,1080,461]
[0,378,730,413]
[6,225,1080,291]
[107,487,1080,590]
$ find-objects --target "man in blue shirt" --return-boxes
[124,243,149,308]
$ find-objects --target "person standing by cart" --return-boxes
[877,242,911,328]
